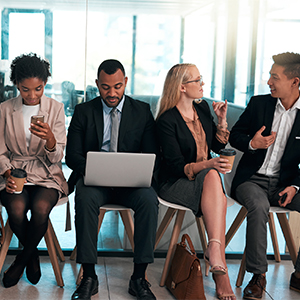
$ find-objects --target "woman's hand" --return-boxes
[29,121,56,150]
[4,170,27,194]
[212,99,228,125]
[206,157,231,174]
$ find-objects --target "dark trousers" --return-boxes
[74,177,158,265]
[236,174,300,274]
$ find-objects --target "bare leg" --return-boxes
[201,169,235,299]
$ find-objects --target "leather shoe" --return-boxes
[290,272,300,293]
[243,274,266,299]
[71,276,98,300]
[128,278,156,300]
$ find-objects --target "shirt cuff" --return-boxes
[292,185,299,193]
[249,139,257,150]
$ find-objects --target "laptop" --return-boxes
[84,152,156,187]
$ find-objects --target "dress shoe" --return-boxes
[26,251,41,285]
[2,254,26,288]
[243,274,266,299]
[290,272,300,293]
[71,276,98,300]
[128,278,156,300]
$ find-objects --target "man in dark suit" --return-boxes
[229,52,300,299]
[66,59,159,300]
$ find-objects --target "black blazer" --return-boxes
[156,100,227,186]
[66,95,160,191]
[229,94,300,197]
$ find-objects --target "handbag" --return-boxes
[165,234,206,300]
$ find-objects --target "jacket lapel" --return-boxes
[118,96,130,150]
[264,97,277,135]
[12,95,28,154]
[283,110,300,156]
[92,98,104,150]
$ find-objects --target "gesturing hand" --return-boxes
[250,126,276,149]
[213,99,228,121]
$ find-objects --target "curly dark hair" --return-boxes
[272,52,300,81]
[10,53,51,85]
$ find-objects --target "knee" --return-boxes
[135,189,159,215]
[31,201,53,221]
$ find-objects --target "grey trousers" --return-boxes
[74,177,159,265]
[235,174,300,274]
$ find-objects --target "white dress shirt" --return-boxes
[249,97,300,190]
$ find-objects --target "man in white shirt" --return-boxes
[229,52,300,299]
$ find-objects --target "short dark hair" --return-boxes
[97,59,125,78]
[272,52,300,81]
[10,53,51,85]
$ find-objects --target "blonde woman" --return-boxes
[156,63,235,300]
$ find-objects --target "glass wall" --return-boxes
[0,0,299,252]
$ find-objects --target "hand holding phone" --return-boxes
[280,193,287,204]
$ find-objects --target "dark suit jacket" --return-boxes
[156,100,227,186]
[229,94,300,197]
[66,95,160,192]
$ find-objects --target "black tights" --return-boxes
[1,185,58,267]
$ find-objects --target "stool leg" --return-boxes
[236,250,246,287]
[0,221,14,273]
[44,222,64,287]
[48,220,65,262]
[160,210,185,287]
[119,210,135,251]
[155,207,176,250]
[277,213,297,264]
[225,206,247,247]
[268,213,280,262]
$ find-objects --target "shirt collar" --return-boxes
[276,96,300,112]
[101,95,125,114]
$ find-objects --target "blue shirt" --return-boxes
[101,96,125,152]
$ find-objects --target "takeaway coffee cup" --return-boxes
[31,115,44,125]
[219,148,236,173]
[10,169,27,194]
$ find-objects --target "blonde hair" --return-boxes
[156,63,195,119]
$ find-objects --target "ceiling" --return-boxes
[2,0,214,16]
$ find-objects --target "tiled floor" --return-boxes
[0,255,299,299]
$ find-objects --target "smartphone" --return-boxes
[280,193,287,204]
[31,115,44,125]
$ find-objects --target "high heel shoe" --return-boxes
[204,239,227,276]
[212,273,236,300]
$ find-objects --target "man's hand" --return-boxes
[278,186,297,207]
[250,126,276,149]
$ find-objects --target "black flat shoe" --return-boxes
[26,251,41,285]
[71,276,98,300]
[128,278,156,300]
[2,255,25,288]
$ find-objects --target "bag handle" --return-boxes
[181,234,196,254]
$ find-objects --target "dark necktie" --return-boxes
[109,107,119,152]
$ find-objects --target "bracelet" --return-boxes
[217,122,228,129]
[45,143,56,152]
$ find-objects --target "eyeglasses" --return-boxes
[183,75,204,85]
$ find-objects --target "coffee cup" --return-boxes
[10,169,27,194]
[219,148,236,173]
[31,115,44,125]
